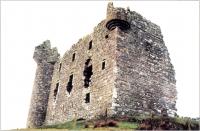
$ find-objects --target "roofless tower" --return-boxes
[27,3,177,127]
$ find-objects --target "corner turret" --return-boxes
[33,40,59,64]
[27,40,59,128]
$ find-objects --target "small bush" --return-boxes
[84,124,89,128]
[93,119,118,128]
[107,120,118,127]
[94,121,105,128]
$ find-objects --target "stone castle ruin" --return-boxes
[27,3,177,128]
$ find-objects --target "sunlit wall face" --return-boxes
[1,1,199,130]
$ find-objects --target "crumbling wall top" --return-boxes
[106,2,130,22]
[106,2,162,39]
[33,40,60,64]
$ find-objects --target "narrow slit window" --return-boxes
[145,42,152,52]
[72,53,76,61]
[54,83,59,100]
[59,63,62,72]
[102,61,105,70]
[66,74,73,94]
[89,41,92,50]
[85,93,90,103]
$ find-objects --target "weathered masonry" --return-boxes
[27,3,177,128]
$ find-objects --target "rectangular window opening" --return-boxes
[54,83,59,100]
[83,59,93,88]
[59,63,62,72]
[66,74,73,94]
[102,61,105,70]
[89,41,92,50]
[84,65,93,88]
[72,53,76,61]
[85,93,90,103]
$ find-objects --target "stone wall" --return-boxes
[45,19,119,125]
[113,8,177,117]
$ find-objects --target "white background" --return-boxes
[1,1,199,130]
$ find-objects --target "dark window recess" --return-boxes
[83,59,93,88]
[77,118,86,121]
[145,42,152,52]
[85,93,90,103]
[66,74,73,94]
[54,83,59,100]
[105,35,109,39]
[72,53,76,61]
[89,41,92,50]
[59,63,62,72]
[102,61,105,70]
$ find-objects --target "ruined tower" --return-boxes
[28,3,177,127]
[27,40,59,128]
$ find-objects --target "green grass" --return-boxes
[118,121,138,129]
[38,116,200,130]
[42,120,138,130]
[43,120,85,129]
